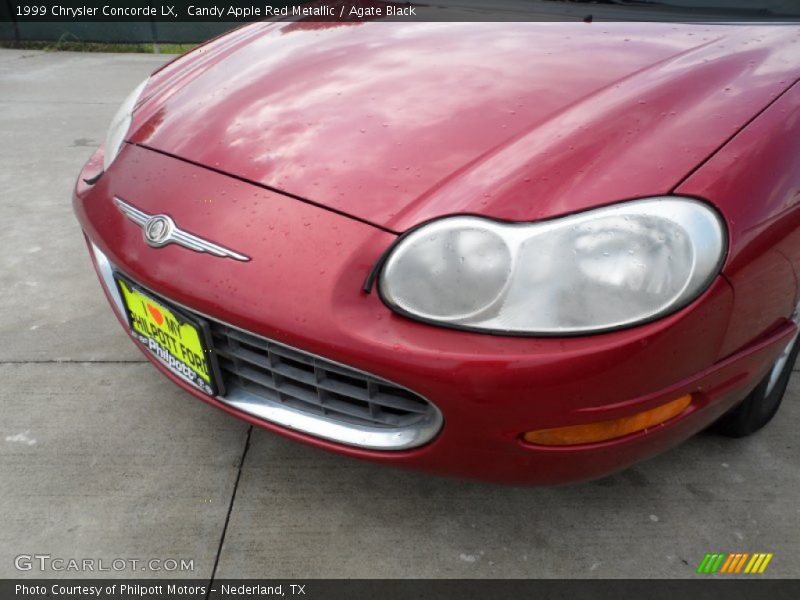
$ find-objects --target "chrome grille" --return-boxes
[90,243,442,451]
[209,322,436,430]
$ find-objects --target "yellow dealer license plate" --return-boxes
[114,274,220,396]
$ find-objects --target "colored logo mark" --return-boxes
[697,553,773,574]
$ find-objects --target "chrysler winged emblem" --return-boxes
[113,197,250,262]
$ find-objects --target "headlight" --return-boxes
[378,197,726,335]
[103,78,149,171]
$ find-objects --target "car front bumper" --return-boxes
[74,144,795,484]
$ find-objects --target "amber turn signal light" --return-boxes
[523,394,693,446]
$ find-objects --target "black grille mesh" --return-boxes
[208,322,434,428]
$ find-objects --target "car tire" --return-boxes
[714,331,800,437]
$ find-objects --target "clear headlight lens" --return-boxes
[378,197,726,335]
[103,78,149,171]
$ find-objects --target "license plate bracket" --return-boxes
[113,273,222,397]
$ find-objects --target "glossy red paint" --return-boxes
[677,81,800,357]
[131,22,800,230]
[74,22,800,484]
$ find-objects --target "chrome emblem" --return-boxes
[113,197,250,262]
[143,215,173,246]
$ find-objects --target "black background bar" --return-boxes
[3,579,800,600]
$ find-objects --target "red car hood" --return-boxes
[130,21,800,232]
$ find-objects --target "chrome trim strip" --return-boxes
[222,386,442,451]
[89,243,443,451]
[113,196,250,262]
[91,241,127,317]
[765,302,800,396]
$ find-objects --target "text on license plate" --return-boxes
[115,276,217,396]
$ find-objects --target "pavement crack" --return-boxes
[0,99,119,105]
[207,425,252,595]
[0,359,146,364]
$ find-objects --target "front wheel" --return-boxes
[714,329,800,437]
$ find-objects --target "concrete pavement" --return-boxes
[1,49,798,580]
